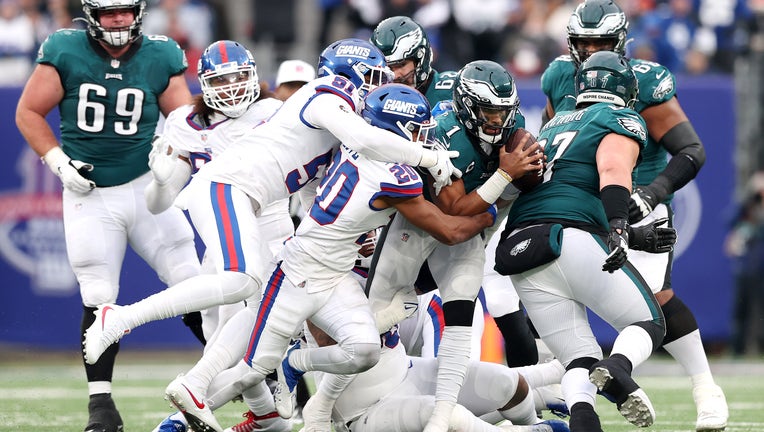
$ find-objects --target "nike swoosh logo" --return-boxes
[656,70,666,79]
[100,306,113,330]
[181,384,206,409]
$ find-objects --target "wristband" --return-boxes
[476,170,512,204]
[41,146,69,175]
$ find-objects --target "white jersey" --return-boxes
[162,98,292,256]
[162,99,282,172]
[280,146,423,293]
[193,75,426,212]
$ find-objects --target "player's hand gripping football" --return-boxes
[629,217,677,253]
[603,218,629,273]
[42,146,95,193]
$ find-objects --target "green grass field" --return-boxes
[1,349,762,432]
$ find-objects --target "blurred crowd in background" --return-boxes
[2,0,763,87]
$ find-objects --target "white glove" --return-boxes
[419,148,462,196]
[148,135,181,185]
[42,146,95,193]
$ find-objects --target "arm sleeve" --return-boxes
[305,94,426,166]
[651,121,705,196]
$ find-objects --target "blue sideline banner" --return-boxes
[0,76,736,350]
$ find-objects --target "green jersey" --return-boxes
[541,55,676,193]
[37,29,188,187]
[508,103,647,232]
[422,70,458,106]
[430,109,525,200]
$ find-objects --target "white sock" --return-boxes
[611,325,654,369]
[514,359,565,388]
[122,272,256,329]
[499,390,539,425]
[561,367,596,409]
[662,330,714,383]
[243,380,278,416]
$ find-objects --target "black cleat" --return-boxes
[84,393,123,432]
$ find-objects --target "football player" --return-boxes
[371,15,542,368]
[15,1,199,431]
[500,51,673,432]
[540,1,728,430]
[365,60,545,432]
[140,39,293,432]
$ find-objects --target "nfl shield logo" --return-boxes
[111,59,120,68]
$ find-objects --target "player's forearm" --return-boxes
[431,213,493,245]
[16,109,61,157]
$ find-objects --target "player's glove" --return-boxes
[603,218,629,273]
[628,185,662,223]
[419,146,462,196]
[629,217,677,253]
[42,146,95,193]
[148,135,183,185]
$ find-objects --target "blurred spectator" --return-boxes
[504,0,574,77]
[628,0,714,74]
[0,0,35,86]
[252,0,297,63]
[273,58,315,101]
[697,0,754,73]
[19,0,82,56]
[724,172,764,356]
[143,0,213,80]
[449,0,515,65]
[316,0,345,49]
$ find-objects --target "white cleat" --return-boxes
[165,375,223,432]
[694,384,728,431]
[83,304,130,365]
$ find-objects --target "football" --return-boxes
[503,127,544,192]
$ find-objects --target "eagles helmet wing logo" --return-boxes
[617,116,647,142]
[394,27,424,60]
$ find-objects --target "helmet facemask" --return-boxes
[453,64,520,148]
[81,0,146,47]
[200,67,259,118]
[566,0,628,65]
[198,40,261,118]
[353,61,394,99]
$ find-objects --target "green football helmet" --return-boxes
[567,0,629,65]
[370,16,433,90]
[575,51,638,109]
[453,60,519,147]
